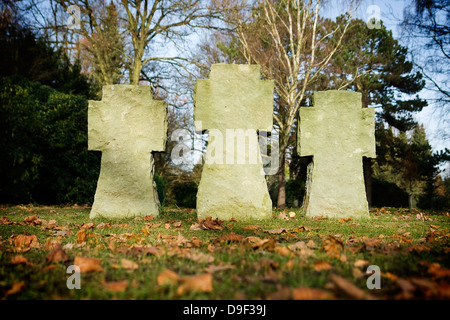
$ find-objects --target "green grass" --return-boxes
[0,205,449,300]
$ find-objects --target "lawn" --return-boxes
[0,205,449,300]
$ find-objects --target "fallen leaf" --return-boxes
[204,263,236,273]
[364,239,382,251]
[5,281,25,296]
[46,243,69,263]
[199,217,224,231]
[264,228,287,235]
[121,258,138,270]
[190,223,201,231]
[173,220,182,228]
[184,250,214,264]
[14,234,39,252]
[242,225,261,231]
[353,267,364,278]
[322,235,344,259]
[339,218,352,223]
[288,241,315,259]
[177,273,213,295]
[289,211,296,218]
[157,269,179,286]
[292,287,334,300]
[277,212,289,220]
[330,274,376,300]
[74,257,103,273]
[24,214,40,225]
[103,280,128,293]
[81,222,95,230]
[427,263,450,278]
[274,246,291,256]
[144,215,154,221]
[354,259,369,268]
[245,237,276,251]
[11,255,32,266]
[217,232,245,243]
[0,216,13,225]
[76,229,86,244]
[314,261,333,272]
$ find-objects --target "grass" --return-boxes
[0,204,449,300]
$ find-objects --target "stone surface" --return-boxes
[298,90,375,219]
[88,85,167,219]
[194,64,274,220]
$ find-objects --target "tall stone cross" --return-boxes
[298,90,375,218]
[88,85,167,219]
[194,64,274,220]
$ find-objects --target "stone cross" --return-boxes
[298,90,375,218]
[88,85,167,219]
[194,64,274,220]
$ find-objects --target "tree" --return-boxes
[402,0,450,138]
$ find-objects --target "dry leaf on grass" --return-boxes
[121,258,139,270]
[76,229,86,244]
[184,250,214,264]
[177,273,213,295]
[24,214,41,225]
[204,263,236,273]
[5,281,26,296]
[199,217,224,230]
[46,243,69,263]
[157,269,179,286]
[74,257,103,273]
[314,261,333,272]
[322,235,344,259]
[354,259,369,268]
[274,246,291,256]
[264,228,287,235]
[10,255,32,266]
[330,274,376,300]
[242,225,261,231]
[217,232,245,243]
[292,287,334,300]
[103,280,128,293]
[14,234,39,252]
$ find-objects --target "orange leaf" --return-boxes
[242,225,261,231]
[104,280,128,293]
[157,269,179,286]
[14,234,39,252]
[292,287,334,300]
[46,243,69,263]
[74,257,103,273]
[314,261,332,272]
[322,235,344,259]
[121,258,139,270]
[217,232,245,243]
[177,273,213,295]
[354,259,369,268]
[10,255,31,265]
[76,229,86,244]
[5,281,25,296]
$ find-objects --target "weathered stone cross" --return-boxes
[298,90,376,218]
[194,64,274,220]
[88,85,167,219]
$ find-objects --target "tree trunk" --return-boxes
[277,152,286,210]
[131,58,142,85]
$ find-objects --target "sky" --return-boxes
[321,0,449,166]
